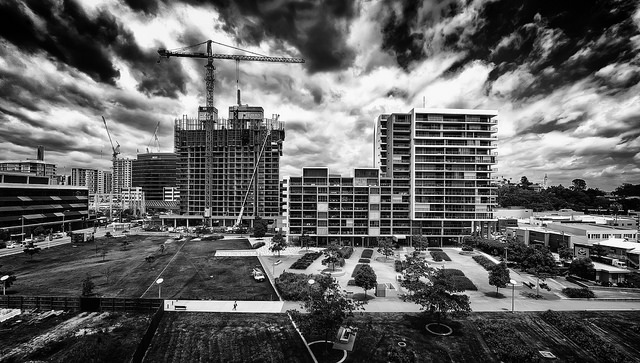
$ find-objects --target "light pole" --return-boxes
[1,275,9,295]
[21,216,24,243]
[510,279,517,313]
[156,278,164,298]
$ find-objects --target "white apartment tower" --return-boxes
[376,108,498,244]
[113,158,133,195]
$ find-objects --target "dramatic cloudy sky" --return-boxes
[1,0,639,191]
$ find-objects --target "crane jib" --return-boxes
[157,49,305,63]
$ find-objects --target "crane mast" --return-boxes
[157,40,304,226]
[102,116,120,222]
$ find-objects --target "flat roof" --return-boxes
[557,223,636,232]
[410,108,498,116]
[594,239,640,250]
[592,261,630,274]
[0,183,87,190]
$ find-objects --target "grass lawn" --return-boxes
[0,311,150,363]
[143,312,313,363]
[299,311,640,362]
[0,235,275,300]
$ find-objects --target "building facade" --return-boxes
[0,172,89,241]
[113,158,133,195]
[132,153,177,201]
[174,105,284,226]
[375,108,498,244]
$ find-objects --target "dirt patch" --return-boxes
[0,310,150,363]
[143,312,312,363]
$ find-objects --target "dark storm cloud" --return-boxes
[122,0,359,73]
[0,0,188,98]
[378,0,640,97]
[386,87,409,99]
[519,113,589,135]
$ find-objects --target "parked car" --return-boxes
[6,243,16,249]
[252,268,265,282]
[53,233,64,239]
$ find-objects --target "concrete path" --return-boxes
[164,299,284,313]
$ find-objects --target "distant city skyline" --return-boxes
[1,0,639,191]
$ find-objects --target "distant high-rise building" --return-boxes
[174,104,284,226]
[0,147,56,177]
[132,153,177,201]
[97,170,112,195]
[113,158,133,195]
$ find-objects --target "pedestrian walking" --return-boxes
[233,301,237,311]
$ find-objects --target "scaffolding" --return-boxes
[174,114,284,225]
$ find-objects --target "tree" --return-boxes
[401,267,471,323]
[0,265,17,289]
[121,239,129,251]
[412,234,428,252]
[571,178,586,191]
[569,257,596,280]
[288,275,364,357]
[377,237,395,261]
[354,264,377,298]
[322,242,341,271]
[558,245,573,261]
[488,262,511,297]
[0,229,10,242]
[269,232,287,257]
[301,234,312,250]
[33,225,45,237]
[100,248,108,262]
[522,247,557,296]
[145,255,155,269]
[591,244,607,258]
[519,176,532,189]
[102,265,114,284]
[23,244,41,260]
[253,216,268,238]
[82,274,95,296]
[159,244,165,254]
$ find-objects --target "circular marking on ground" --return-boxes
[308,341,348,363]
[425,323,453,336]
[398,341,407,347]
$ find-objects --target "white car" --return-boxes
[6,243,16,249]
[252,268,265,282]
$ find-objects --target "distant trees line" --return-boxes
[498,177,640,212]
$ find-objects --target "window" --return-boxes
[318,212,327,219]
[318,220,327,227]
[369,221,379,227]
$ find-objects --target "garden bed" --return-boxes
[472,255,497,270]
[290,252,322,270]
[429,251,451,261]
[361,249,374,259]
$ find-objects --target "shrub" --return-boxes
[201,235,224,241]
[428,248,442,251]
[337,246,354,259]
[473,255,497,270]
[476,320,539,362]
[352,263,365,278]
[562,288,596,298]
[359,258,370,263]
[361,249,374,259]
[347,279,356,286]
[430,251,451,261]
[394,260,403,272]
[251,241,266,249]
[442,269,465,276]
[462,245,473,251]
[290,252,322,270]
[276,272,324,300]
[449,276,477,291]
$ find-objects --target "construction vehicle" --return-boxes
[102,116,120,222]
[157,40,304,226]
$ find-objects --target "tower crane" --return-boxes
[102,116,120,222]
[157,40,304,225]
[146,122,160,153]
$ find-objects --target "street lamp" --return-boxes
[20,216,24,243]
[510,279,517,313]
[156,278,164,298]
[1,275,9,295]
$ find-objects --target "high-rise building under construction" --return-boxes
[174,104,284,227]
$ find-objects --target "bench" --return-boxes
[175,306,186,311]
[274,260,282,265]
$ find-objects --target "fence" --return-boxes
[0,296,161,313]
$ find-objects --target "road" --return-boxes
[0,226,123,259]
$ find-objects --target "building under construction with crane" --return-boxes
[174,106,284,226]
[159,40,303,227]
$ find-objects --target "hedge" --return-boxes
[251,241,265,249]
[462,245,473,251]
[450,276,477,291]
[275,272,324,300]
[428,248,442,251]
[201,235,224,241]
[562,288,596,298]
[361,249,374,259]
[441,269,465,276]
[472,255,497,270]
[358,258,370,264]
[430,251,451,261]
[347,279,356,286]
[290,252,322,270]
